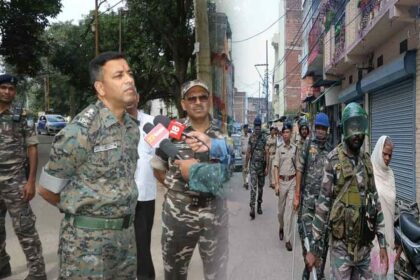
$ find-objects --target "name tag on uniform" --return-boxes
[94,143,118,153]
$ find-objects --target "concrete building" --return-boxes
[247,97,267,126]
[233,89,247,124]
[309,0,419,203]
[272,0,303,117]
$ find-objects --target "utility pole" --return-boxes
[265,40,269,124]
[95,0,99,56]
[44,75,50,112]
[193,0,213,109]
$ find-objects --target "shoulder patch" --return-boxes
[75,105,98,127]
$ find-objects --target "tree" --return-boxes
[125,0,196,116]
[0,0,62,75]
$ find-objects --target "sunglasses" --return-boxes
[185,95,209,104]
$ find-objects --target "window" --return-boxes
[377,55,383,67]
[400,39,408,54]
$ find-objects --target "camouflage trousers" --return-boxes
[58,217,136,280]
[161,191,228,280]
[0,176,46,279]
[298,204,327,280]
[249,166,265,208]
[277,178,295,243]
[330,240,372,280]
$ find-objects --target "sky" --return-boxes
[54,0,280,98]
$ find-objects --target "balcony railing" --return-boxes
[358,0,394,34]
[333,15,346,62]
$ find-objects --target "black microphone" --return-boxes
[143,122,154,134]
[159,139,183,159]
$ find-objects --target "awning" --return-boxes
[339,50,416,103]
[360,50,416,93]
[312,82,341,105]
[312,78,340,88]
[325,86,341,106]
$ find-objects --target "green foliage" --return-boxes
[0,0,62,75]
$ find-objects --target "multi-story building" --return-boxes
[307,0,420,203]
[247,97,267,126]
[272,0,303,117]
[233,89,247,124]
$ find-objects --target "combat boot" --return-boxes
[243,183,249,190]
[257,203,263,215]
[250,207,255,219]
[0,263,11,279]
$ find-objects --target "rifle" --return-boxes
[302,223,318,280]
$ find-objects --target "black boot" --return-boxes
[257,203,263,215]
[250,207,255,219]
[0,263,11,279]
[243,183,249,190]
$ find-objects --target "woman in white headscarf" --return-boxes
[370,135,396,279]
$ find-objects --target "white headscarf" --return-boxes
[371,135,396,248]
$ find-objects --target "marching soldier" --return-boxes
[294,113,332,279]
[306,103,389,279]
[245,117,268,219]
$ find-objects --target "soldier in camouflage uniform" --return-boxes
[306,103,389,280]
[266,126,278,189]
[151,80,229,280]
[38,52,140,280]
[294,113,332,279]
[245,117,268,219]
[295,118,310,154]
[0,74,46,280]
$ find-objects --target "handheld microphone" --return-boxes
[153,115,186,140]
[143,122,169,148]
[158,139,183,159]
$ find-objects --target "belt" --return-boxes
[279,174,296,181]
[167,190,215,207]
[64,213,132,230]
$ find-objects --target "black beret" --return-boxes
[0,74,18,86]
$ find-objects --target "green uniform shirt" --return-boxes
[41,101,140,218]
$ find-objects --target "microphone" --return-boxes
[143,122,169,148]
[153,115,186,140]
[158,139,183,159]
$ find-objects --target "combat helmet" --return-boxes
[342,102,368,139]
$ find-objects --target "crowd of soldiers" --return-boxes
[242,104,390,280]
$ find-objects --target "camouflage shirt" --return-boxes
[296,138,332,209]
[151,117,226,195]
[41,101,140,217]
[311,143,386,257]
[0,107,38,181]
[248,132,267,167]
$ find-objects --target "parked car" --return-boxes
[231,134,243,172]
[37,114,67,135]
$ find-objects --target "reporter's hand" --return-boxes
[185,131,211,152]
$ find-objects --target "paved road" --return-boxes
[5,135,312,279]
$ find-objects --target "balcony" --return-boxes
[346,0,418,56]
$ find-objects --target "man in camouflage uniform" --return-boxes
[266,126,278,189]
[38,52,140,279]
[306,103,389,279]
[295,118,310,153]
[294,113,332,279]
[273,123,297,251]
[245,117,268,219]
[0,74,46,280]
[152,79,229,280]
[241,124,250,189]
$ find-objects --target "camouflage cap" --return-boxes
[181,79,209,98]
[0,74,18,86]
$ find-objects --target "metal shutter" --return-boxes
[369,78,416,202]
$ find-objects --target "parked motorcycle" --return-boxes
[394,201,420,280]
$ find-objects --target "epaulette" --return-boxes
[74,105,99,128]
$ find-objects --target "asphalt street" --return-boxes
[4,135,312,280]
